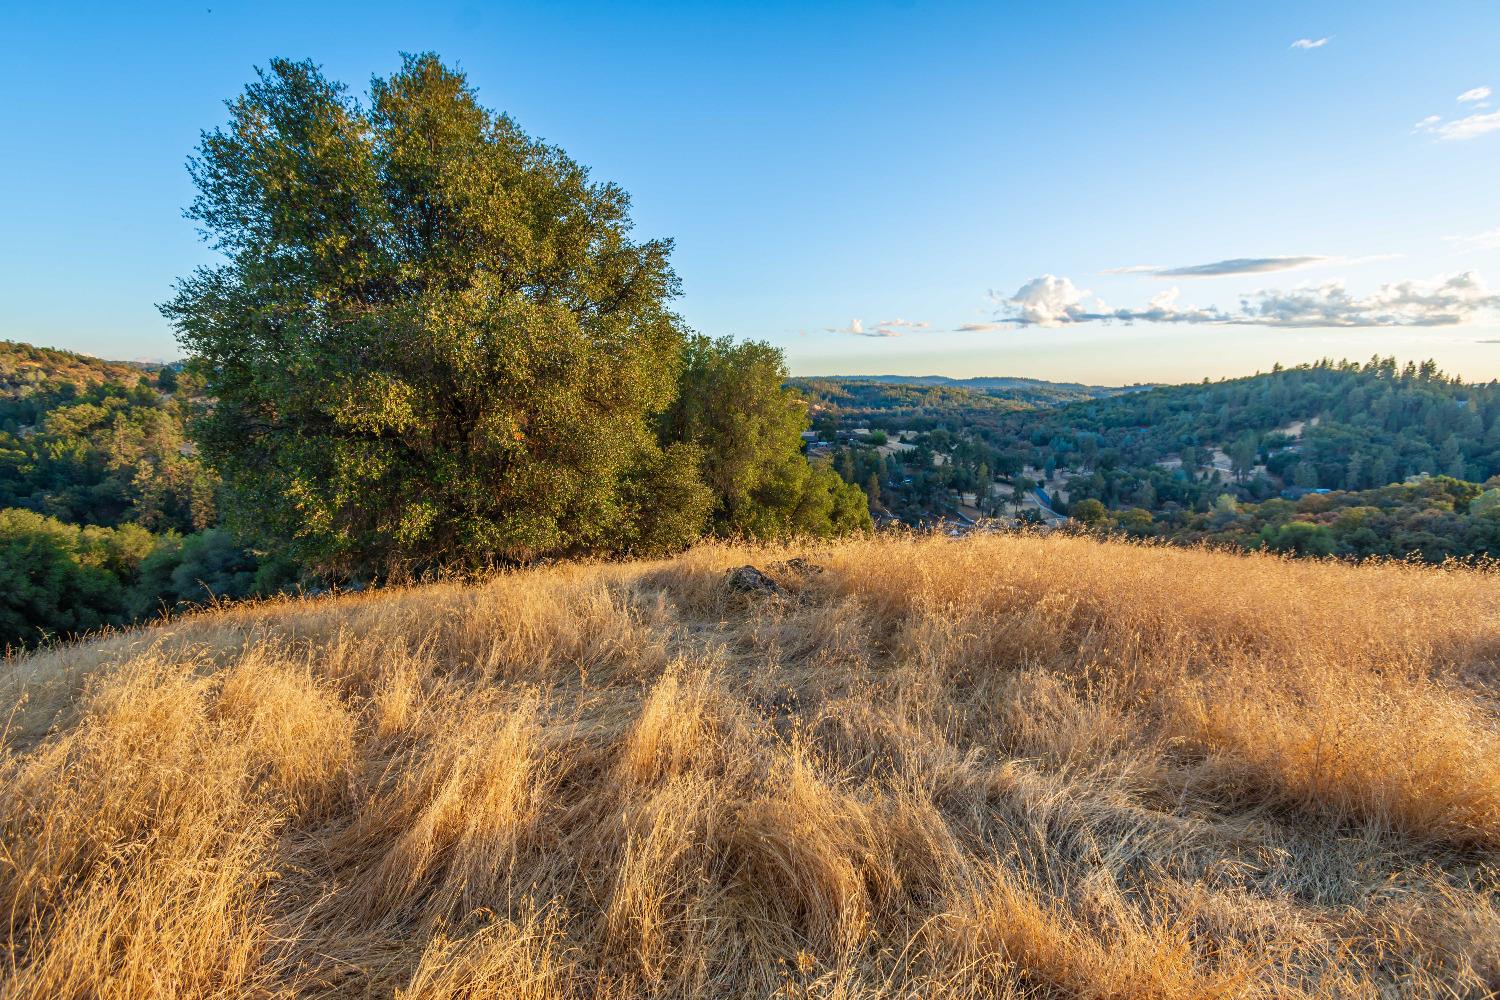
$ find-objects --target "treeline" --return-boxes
[1072,476,1500,562]
[817,358,1500,560]
[790,376,1127,435]
[1,54,871,649]
[1012,359,1500,511]
[0,512,295,647]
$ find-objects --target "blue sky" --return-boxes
[4,1,1499,384]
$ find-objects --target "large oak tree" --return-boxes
[165,55,712,574]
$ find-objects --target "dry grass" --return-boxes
[3,531,1500,998]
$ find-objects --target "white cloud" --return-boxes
[1006,275,1096,326]
[1290,37,1329,49]
[875,318,930,330]
[1147,287,1181,311]
[992,271,1500,329]
[1240,272,1500,327]
[824,318,903,338]
[1414,90,1500,140]
[1447,227,1500,252]
[1432,110,1500,140]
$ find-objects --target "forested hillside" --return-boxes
[0,340,157,403]
[819,357,1500,560]
[0,341,298,649]
[1022,358,1498,499]
[788,375,1130,432]
[0,342,211,530]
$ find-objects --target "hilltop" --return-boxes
[4,532,1500,998]
[792,374,1134,396]
[0,339,160,399]
[787,374,1132,424]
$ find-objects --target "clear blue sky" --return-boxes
[4,1,1499,384]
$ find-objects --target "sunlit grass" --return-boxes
[4,531,1500,997]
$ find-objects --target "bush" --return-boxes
[0,509,128,648]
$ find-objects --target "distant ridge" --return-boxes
[0,339,162,392]
[796,373,1153,393]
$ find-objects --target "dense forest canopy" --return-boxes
[788,376,1134,434]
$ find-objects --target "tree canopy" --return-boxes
[665,335,872,539]
[164,56,708,574]
[164,55,865,577]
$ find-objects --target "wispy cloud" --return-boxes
[875,318,930,331]
[990,271,1500,329]
[1101,254,1395,279]
[824,318,913,338]
[1429,111,1500,140]
[1290,37,1329,49]
[1156,255,1327,277]
[1414,87,1500,140]
[1447,227,1500,252]
[1099,264,1166,275]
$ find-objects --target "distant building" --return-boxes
[1280,486,1333,500]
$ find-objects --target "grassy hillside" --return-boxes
[4,533,1500,997]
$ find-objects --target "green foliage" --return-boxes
[1027,358,1500,512]
[615,442,714,556]
[1163,476,1500,562]
[0,509,127,648]
[1115,507,1155,536]
[788,375,1126,436]
[127,528,294,619]
[0,505,296,650]
[1471,488,1500,518]
[1070,498,1107,525]
[663,335,869,539]
[0,344,215,533]
[164,55,708,574]
[1261,519,1337,556]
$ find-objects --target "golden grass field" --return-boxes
[4,532,1500,998]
